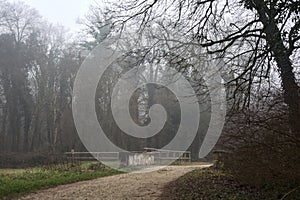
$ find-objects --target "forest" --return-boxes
[0,0,299,196]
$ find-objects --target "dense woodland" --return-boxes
[0,0,211,155]
[0,1,85,152]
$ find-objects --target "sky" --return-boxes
[11,0,99,33]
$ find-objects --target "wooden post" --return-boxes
[71,149,75,164]
[212,150,229,169]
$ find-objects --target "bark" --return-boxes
[253,0,300,135]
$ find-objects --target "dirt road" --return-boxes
[19,165,211,200]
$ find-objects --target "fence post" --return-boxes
[71,149,75,164]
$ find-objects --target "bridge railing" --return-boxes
[65,151,119,162]
[143,148,191,163]
[65,148,191,165]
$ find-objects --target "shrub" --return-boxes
[0,152,66,168]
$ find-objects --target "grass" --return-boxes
[160,168,300,200]
[0,169,28,175]
[0,162,122,199]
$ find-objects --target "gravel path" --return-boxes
[18,165,211,200]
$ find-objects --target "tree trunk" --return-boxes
[254,0,300,135]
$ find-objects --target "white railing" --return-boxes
[65,148,191,165]
[65,151,119,161]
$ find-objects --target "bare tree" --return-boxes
[0,1,83,152]
[0,1,42,151]
[106,0,300,135]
